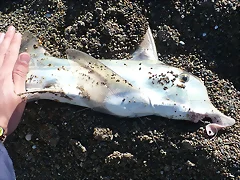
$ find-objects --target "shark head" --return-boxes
[130,27,236,136]
[147,66,235,136]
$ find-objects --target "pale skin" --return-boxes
[0,26,30,136]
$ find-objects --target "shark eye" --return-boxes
[179,73,190,83]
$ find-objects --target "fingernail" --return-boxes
[8,25,15,31]
[20,53,30,64]
[0,33,5,43]
[16,32,22,38]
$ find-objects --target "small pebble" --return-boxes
[186,160,196,167]
[25,134,32,141]
[179,41,185,45]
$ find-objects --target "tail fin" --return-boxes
[20,31,69,67]
[20,31,47,55]
[20,31,48,67]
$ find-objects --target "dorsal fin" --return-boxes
[131,26,158,62]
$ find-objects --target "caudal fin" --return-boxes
[20,31,47,66]
[20,31,70,68]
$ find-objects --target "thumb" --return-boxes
[13,52,30,94]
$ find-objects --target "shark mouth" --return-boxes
[187,111,235,136]
[205,112,235,136]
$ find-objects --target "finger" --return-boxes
[0,26,16,67]
[1,32,22,72]
[13,52,30,94]
[0,33,5,44]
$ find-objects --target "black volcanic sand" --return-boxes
[0,0,239,179]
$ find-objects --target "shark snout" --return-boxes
[205,111,235,136]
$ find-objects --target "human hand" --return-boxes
[0,26,30,136]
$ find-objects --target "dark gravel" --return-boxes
[0,0,239,179]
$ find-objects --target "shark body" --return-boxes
[20,27,235,136]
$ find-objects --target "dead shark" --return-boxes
[19,27,235,136]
